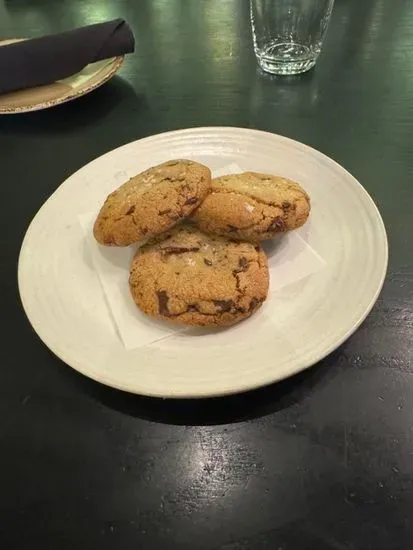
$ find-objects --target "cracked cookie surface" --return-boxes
[93,160,211,246]
[129,225,269,327]
[192,171,310,242]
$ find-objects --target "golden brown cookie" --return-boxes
[93,160,211,246]
[192,172,310,242]
[129,225,269,327]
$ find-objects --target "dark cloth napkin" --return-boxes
[0,18,135,94]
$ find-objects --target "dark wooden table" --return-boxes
[2,0,413,548]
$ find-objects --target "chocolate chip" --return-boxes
[156,290,170,316]
[184,196,199,205]
[204,259,213,266]
[187,304,199,312]
[162,246,200,256]
[126,205,135,215]
[233,256,249,274]
[282,201,291,210]
[239,257,248,269]
[213,300,234,312]
[248,297,262,311]
[268,216,286,232]
[142,227,149,235]
[159,208,172,215]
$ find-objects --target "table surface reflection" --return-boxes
[1,0,413,548]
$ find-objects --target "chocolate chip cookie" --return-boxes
[129,225,269,327]
[93,160,211,246]
[192,172,310,242]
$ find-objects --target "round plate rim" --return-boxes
[17,127,389,398]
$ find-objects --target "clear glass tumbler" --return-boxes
[250,0,335,75]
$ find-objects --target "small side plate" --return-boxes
[0,38,123,114]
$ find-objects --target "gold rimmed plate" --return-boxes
[0,39,123,114]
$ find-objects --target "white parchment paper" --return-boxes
[79,163,325,350]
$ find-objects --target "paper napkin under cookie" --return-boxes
[0,19,134,94]
[79,163,325,351]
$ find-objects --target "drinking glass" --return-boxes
[250,0,335,75]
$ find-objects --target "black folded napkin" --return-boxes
[0,18,135,94]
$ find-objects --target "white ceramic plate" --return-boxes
[0,39,123,114]
[18,127,388,398]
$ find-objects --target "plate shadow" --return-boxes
[65,349,342,426]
